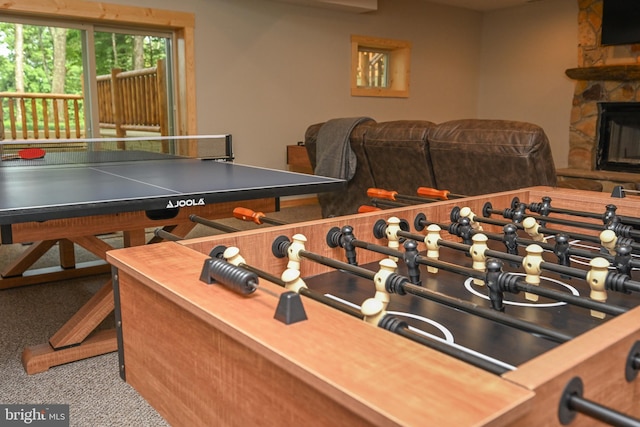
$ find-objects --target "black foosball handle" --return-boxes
[153,228,183,241]
[626,341,640,382]
[199,257,258,295]
[558,376,640,426]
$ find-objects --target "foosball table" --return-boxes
[107,186,640,426]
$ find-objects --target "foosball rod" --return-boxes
[209,246,364,319]
[437,215,634,271]
[153,228,184,241]
[450,207,640,250]
[378,316,514,375]
[411,213,527,259]
[514,196,640,229]
[558,376,640,427]
[315,230,574,343]
[485,202,640,241]
[418,212,640,282]
[412,217,595,282]
[271,236,557,372]
[416,212,585,261]
[189,214,240,233]
[418,214,640,296]
[373,221,628,316]
[157,214,266,240]
[369,198,412,209]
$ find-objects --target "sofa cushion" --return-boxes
[363,120,437,197]
[428,119,557,196]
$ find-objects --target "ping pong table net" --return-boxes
[0,134,233,167]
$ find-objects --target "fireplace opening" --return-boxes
[596,102,640,173]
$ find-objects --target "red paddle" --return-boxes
[1,147,46,161]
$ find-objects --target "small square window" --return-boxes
[357,48,390,88]
[351,35,411,98]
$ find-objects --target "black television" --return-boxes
[601,0,640,46]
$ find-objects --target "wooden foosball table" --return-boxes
[107,187,640,426]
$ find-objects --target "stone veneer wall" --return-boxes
[569,0,640,171]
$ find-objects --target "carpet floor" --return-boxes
[0,204,321,426]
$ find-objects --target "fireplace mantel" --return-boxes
[565,64,640,81]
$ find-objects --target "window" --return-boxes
[351,35,411,98]
[0,0,196,141]
[357,48,389,88]
[0,20,173,139]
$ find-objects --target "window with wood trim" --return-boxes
[351,35,411,98]
[0,0,196,140]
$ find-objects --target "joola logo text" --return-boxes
[165,198,206,208]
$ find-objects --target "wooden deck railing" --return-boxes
[97,59,168,137]
[1,59,168,141]
[0,93,83,140]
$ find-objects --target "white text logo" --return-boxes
[166,198,206,208]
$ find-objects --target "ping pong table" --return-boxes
[0,135,343,373]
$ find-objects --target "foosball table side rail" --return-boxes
[115,186,640,426]
[110,244,535,427]
[502,306,640,425]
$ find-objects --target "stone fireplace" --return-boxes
[558,0,640,191]
[595,102,640,172]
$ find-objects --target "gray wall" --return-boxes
[478,0,577,168]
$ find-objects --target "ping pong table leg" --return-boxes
[0,240,57,277]
[49,280,115,348]
[20,236,118,374]
[15,197,277,373]
[21,280,116,374]
[0,239,111,290]
[68,235,115,259]
[22,330,117,375]
[58,239,76,269]
[123,229,146,247]
[20,226,200,374]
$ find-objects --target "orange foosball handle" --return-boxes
[233,207,265,224]
[358,205,382,213]
[367,188,398,201]
[417,187,467,200]
[369,187,438,204]
[417,187,451,200]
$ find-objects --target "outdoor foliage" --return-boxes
[0,22,167,95]
[0,22,168,135]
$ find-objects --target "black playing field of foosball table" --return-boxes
[301,234,640,371]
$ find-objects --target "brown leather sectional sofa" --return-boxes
[305,118,560,218]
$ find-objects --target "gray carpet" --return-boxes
[0,204,321,426]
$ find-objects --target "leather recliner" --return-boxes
[305,118,559,218]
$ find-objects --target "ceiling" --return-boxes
[426,0,536,11]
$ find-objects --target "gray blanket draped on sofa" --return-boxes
[314,117,372,180]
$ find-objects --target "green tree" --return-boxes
[0,21,169,135]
